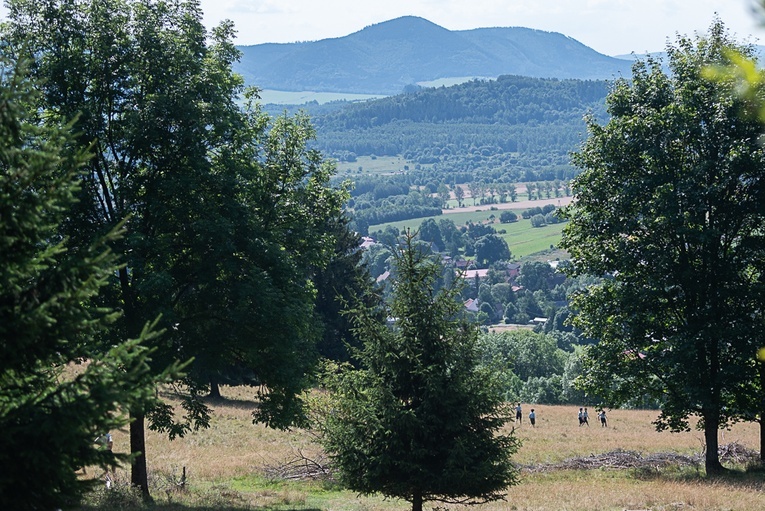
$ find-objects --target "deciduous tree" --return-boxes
[561,20,765,474]
[5,0,348,496]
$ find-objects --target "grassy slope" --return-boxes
[81,387,764,511]
[370,208,567,260]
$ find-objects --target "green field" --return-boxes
[369,208,567,260]
[336,155,435,179]
[259,89,386,105]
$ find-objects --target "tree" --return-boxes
[5,0,348,496]
[313,215,379,363]
[317,233,519,511]
[474,234,511,267]
[468,181,480,205]
[454,184,465,207]
[500,210,518,223]
[437,182,451,208]
[418,218,445,251]
[561,21,765,474]
[530,214,547,227]
[508,183,518,202]
[518,261,555,292]
[0,59,178,510]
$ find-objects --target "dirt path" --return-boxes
[443,196,573,215]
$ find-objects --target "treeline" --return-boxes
[306,75,609,184]
[315,75,609,128]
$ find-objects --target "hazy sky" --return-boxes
[198,0,765,56]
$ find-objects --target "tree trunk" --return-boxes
[411,490,423,511]
[760,361,765,462]
[703,410,725,475]
[130,411,151,501]
[209,379,222,399]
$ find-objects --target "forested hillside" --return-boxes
[308,75,610,185]
[235,16,632,94]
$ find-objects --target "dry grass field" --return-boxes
[81,386,765,511]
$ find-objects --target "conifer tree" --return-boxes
[317,232,519,511]
[0,59,178,510]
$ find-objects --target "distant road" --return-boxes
[443,196,573,215]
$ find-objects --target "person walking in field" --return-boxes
[578,407,584,426]
[95,432,114,488]
[528,408,536,427]
[515,403,522,425]
[598,410,607,427]
[583,407,590,426]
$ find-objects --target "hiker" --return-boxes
[578,407,584,426]
[583,407,590,426]
[95,432,114,488]
[515,403,522,424]
[599,410,608,427]
[95,432,113,451]
[529,408,536,427]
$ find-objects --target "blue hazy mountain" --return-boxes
[234,16,634,95]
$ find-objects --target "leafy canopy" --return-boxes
[561,19,765,474]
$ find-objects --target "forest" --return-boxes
[268,74,608,187]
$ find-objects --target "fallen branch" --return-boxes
[520,443,759,473]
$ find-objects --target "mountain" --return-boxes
[234,16,633,95]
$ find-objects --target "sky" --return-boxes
[197,0,765,56]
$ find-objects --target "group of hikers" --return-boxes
[514,403,608,428]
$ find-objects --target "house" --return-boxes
[461,268,489,280]
[359,236,376,249]
[464,298,480,312]
[454,259,469,271]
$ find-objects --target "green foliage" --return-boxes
[561,20,765,474]
[479,331,566,381]
[313,215,380,363]
[316,233,519,511]
[518,261,556,292]
[499,210,518,223]
[477,331,582,404]
[5,0,350,494]
[0,58,179,510]
[474,233,511,267]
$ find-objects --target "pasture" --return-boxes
[369,207,568,260]
[335,155,430,178]
[79,386,764,511]
[258,89,386,105]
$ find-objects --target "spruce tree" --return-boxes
[0,59,178,510]
[318,231,519,511]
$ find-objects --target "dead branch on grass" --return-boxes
[261,447,334,481]
[520,443,759,473]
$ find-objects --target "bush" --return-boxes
[500,211,518,223]
[530,214,547,228]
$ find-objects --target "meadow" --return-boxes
[370,207,568,260]
[79,386,765,511]
[258,90,386,105]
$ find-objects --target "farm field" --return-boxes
[258,89,386,105]
[335,155,429,178]
[369,204,568,260]
[79,386,765,511]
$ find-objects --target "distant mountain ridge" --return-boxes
[234,16,633,95]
